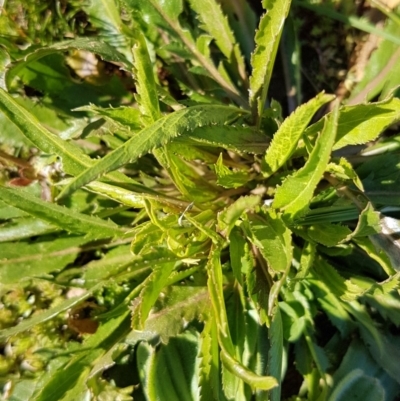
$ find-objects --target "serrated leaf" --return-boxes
[247,209,292,273]
[83,0,133,61]
[215,153,249,189]
[218,195,261,237]
[307,223,352,247]
[132,30,161,123]
[326,158,364,191]
[273,104,339,220]
[249,0,291,121]
[0,88,140,192]
[58,105,244,199]
[262,92,334,177]
[76,105,142,131]
[305,98,400,151]
[312,258,366,302]
[126,286,210,345]
[176,125,269,154]
[187,0,246,82]
[0,186,123,239]
[199,319,223,401]
[131,261,176,329]
[229,227,253,285]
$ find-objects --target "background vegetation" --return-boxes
[1,0,400,400]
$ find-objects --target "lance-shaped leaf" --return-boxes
[304,97,400,150]
[0,235,86,285]
[5,38,133,88]
[58,105,244,199]
[273,104,339,221]
[187,0,246,82]
[246,209,293,273]
[262,92,335,177]
[0,88,144,192]
[218,195,261,237]
[207,247,277,390]
[0,186,123,239]
[132,29,161,123]
[175,125,269,154]
[249,0,291,122]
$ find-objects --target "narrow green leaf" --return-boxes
[76,105,143,131]
[187,0,246,82]
[229,227,253,285]
[0,236,86,285]
[0,217,57,242]
[0,88,90,176]
[262,92,334,177]
[176,125,269,154]
[131,261,176,329]
[5,38,133,88]
[199,319,222,401]
[58,105,245,199]
[207,247,277,390]
[218,195,261,237]
[249,0,291,122]
[247,209,293,273]
[215,153,249,189]
[0,186,123,239]
[132,30,161,123]
[304,97,400,150]
[268,306,283,401]
[312,258,366,302]
[307,223,352,247]
[83,0,133,60]
[273,104,339,220]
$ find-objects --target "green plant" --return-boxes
[1,0,400,400]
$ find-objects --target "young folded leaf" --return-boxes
[262,92,335,177]
[273,104,339,221]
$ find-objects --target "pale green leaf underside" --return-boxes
[249,0,291,117]
[263,92,335,177]
[273,105,339,220]
[59,105,245,199]
[0,186,123,239]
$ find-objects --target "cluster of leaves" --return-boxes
[1,0,400,400]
